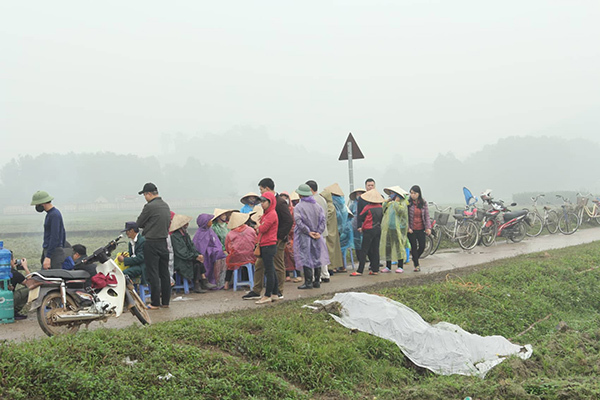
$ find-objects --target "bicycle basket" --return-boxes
[475,209,485,221]
[435,211,450,226]
[577,197,589,207]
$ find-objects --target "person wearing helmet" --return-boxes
[30,190,71,270]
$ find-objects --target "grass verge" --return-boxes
[2,243,600,399]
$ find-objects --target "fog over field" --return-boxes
[2,1,600,212]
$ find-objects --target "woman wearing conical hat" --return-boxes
[239,193,261,214]
[223,212,258,290]
[380,186,410,273]
[211,208,235,251]
[169,214,217,294]
[350,188,384,276]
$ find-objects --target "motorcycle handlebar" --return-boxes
[79,235,124,265]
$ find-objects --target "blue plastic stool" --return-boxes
[342,248,356,270]
[136,284,151,304]
[173,272,191,294]
[233,264,254,291]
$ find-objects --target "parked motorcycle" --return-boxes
[479,192,529,246]
[25,235,150,336]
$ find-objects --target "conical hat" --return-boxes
[250,208,263,224]
[249,204,263,223]
[240,192,260,205]
[349,188,366,201]
[227,212,250,230]
[290,191,300,202]
[211,208,236,222]
[324,183,344,197]
[361,189,384,204]
[384,186,409,198]
[169,214,192,232]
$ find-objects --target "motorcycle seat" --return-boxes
[36,270,90,280]
[503,210,528,222]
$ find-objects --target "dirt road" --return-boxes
[3,228,600,343]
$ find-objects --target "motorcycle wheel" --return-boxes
[481,220,497,247]
[37,292,81,337]
[430,227,442,255]
[546,210,559,234]
[457,220,479,250]
[509,221,527,243]
[421,234,433,259]
[525,212,543,237]
[129,288,151,325]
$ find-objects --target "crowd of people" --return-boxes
[11,178,432,317]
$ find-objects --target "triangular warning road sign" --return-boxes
[338,133,365,161]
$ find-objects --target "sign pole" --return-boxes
[347,141,354,193]
[338,132,364,196]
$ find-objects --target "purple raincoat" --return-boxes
[293,196,330,269]
[192,214,226,284]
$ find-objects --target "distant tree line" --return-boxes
[380,136,600,204]
[0,152,236,207]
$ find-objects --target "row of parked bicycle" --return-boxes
[419,189,600,259]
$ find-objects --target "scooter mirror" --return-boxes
[510,202,517,207]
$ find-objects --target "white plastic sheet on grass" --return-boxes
[314,292,532,378]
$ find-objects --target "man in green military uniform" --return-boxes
[117,221,147,284]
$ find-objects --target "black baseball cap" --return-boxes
[121,221,139,232]
[138,182,158,195]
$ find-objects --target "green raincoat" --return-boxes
[380,197,410,262]
[320,189,343,268]
[171,229,201,280]
[211,221,229,251]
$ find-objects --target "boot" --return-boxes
[313,267,321,288]
[193,280,207,294]
[298,267,313,289]
[200,278,217,290]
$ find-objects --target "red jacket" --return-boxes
[258,192,279,247]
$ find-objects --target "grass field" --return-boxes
[2,242,600,399]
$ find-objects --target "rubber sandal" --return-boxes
[147,305,160,310]
[413,267,421,272]
[336,267,347,273]
[369,271,378,275]
[349,272,362,276]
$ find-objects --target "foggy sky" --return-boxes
[2,0,600,171]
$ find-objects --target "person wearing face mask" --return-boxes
[30,190,72,270]
[239,193,261,214]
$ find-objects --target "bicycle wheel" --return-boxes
[525,212,543,237]
[457,220,479,250]
[509,221,527,243]
[430,227,442,255]
[480,220,497,247]
[421,234,433,259]
[558,212,579,235]
[546,210,559,234]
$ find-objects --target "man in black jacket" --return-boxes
[136,182,171,310]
